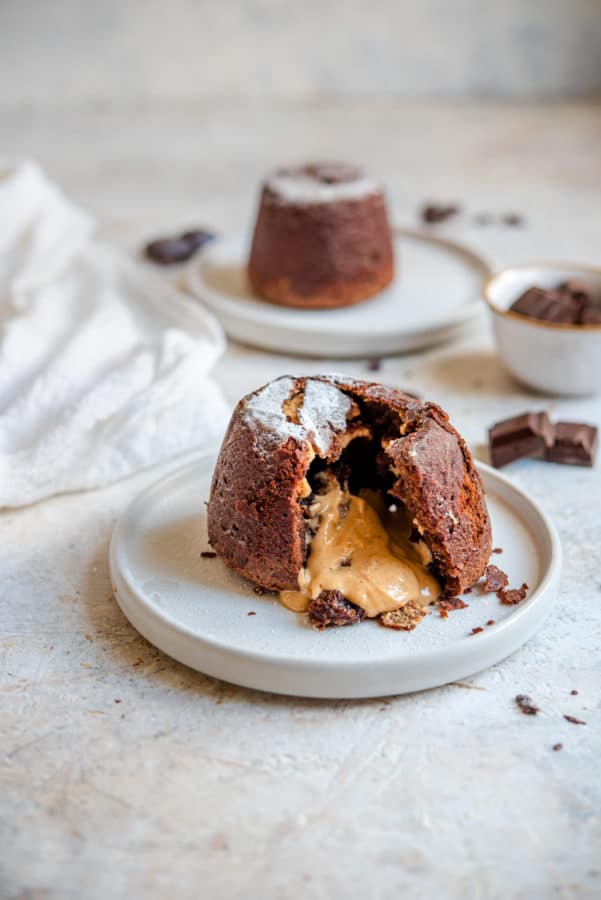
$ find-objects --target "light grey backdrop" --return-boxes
[1,0,601,105]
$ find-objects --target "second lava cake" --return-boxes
[207,375,491,630]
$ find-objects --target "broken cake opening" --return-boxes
[280,408,442,628]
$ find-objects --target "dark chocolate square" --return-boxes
[545,422,598,467]
[489,412,554,467]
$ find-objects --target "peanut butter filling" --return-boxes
[280,481,440,617]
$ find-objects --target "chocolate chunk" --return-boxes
[145,228,216,264]
[421,204,460,224]
[515,694,538,715]
[559,280,592,307]
[510,287,579,324]
[581,307,601,325]
[498,583,529,605]
[509,281,599,326]
[563,714,586,726]
[308,590,366,629]
[484,564,509,592]
[545,422,598,467]
[489,411,553,467]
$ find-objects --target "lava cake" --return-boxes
[247,163,394,309]
[207,376,492,630]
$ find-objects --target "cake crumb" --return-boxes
[470,626,484,636]
[201,551,217,559]
[309,590,366,629]
[515,694,538,715]
[439,597,468,617]
[484,564,509,592]
[552,743,563,751]
[486,619,495,626]
[570,689,578,696]
[379,601,426,631]
[492,547,504,554]
[498,583,529,605]
[247,611,256,616]
[367,357,382,372]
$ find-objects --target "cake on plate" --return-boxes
[247,163,394,309]
[207,376,492,630]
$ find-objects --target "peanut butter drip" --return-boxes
[280,482,440,617]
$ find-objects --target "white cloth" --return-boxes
[0,160,229,508]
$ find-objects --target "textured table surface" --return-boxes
[1,103,600,899]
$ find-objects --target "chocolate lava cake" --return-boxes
[247,163,394,309]
[207,376,492,630]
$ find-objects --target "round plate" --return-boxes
[186,229,490,357]
[109,451,561,699]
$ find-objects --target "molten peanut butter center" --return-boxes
[280,481,440,617]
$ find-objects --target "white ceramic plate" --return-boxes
[110,451,561,699]
[186,230,490,357]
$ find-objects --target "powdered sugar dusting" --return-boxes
[298,379,352,453]
[243,376,351,455]
[266,173,380,205]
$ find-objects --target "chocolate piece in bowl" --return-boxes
[488,412,554,468]
[509,281,600,327]
[509,287,579,325]
[207,375,492,631]
[545,422,598,467]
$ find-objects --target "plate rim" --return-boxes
[109,449,561,694]
[185,229,491,357]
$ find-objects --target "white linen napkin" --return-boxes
[0,159,229,508]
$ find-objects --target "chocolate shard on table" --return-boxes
[145,228,216,265]
[421,203,460,224]
[545,422,598,467]
[488,411,554,467]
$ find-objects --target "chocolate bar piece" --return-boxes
[489,412,554,467]
[509,282,598,326]
[545,422,598,467]
[421,203,460,224]
[581,307,601,325]
[510,287,579,324]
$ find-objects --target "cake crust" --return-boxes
[207,376,492,597]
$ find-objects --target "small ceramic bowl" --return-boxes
[484,263,601,396]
